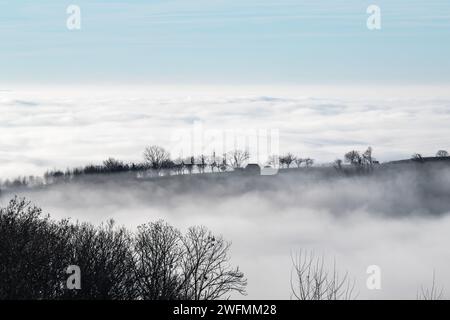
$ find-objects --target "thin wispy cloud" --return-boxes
[1,0,449,84]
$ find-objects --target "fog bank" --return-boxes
[3,165,450,299]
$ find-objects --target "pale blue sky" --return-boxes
[1,0,449,85]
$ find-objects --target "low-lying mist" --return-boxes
[3,164,450,299]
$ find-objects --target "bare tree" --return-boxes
[362,147,374,171]
[184,156,194,174]
[103,158,127,173]
[207,152,218,173]
[181,226,247,300]
[343,147,375,173]
[133,221,185,300]
[0,199,247,300]
[219,154,228,172]
[172,158,185,175]
[294,157,304,168]
[280,153,295,169]
[133,223,246,300]
[65,220,136,300]
[0,197,71,299]
[417,271,444,300]
[436,150,449,158]
[345,150,362,166]
[291,251,356,300]
[144,146,170,174]
[227,150,250,169]
[304,158,314,168]
[0,198,136,300]
[197,154,207,174]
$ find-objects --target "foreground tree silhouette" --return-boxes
[417,271,444,300]
[64,220,136,300]
[0,198,246,300]
[134,222,247,300]
[133,221,185,299]
[291,251,356,300]
[181,226,247,300]
[0,197,70,299]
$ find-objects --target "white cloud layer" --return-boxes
[1,85,450,179]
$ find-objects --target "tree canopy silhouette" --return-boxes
[0,197,246,300]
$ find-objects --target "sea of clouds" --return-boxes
[2,85,450,299]
[1,85,450,179]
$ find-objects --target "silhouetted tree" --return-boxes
[0,199,136,300]
[362,147,373,167]
[417,271,444,300]
[0,197,71,299]
[197,155,207,174]
[304,158,314,168]
[208,152,218,173]
[133,221,184,299]
[184,156,194,174]
[291,251,356,300]
[83,164,103,175]
[436,150,449,158]
[144,146,170,175]
[344,147,375,173]
[227,150,250,169]
[334,159,343,171]
[294,158,304,168]
[219,154,228,172]
[345,150,362,167]
[103,158,127,173]
[0,199,247,300]
[362,147,376,172]
[172,158,185,175]
[280,153,295,169]
[161,159,175,176]
[181,226,247,300]
[65,220,136,300]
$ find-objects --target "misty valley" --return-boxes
[2,0,450,312]
[2,154,450,299]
